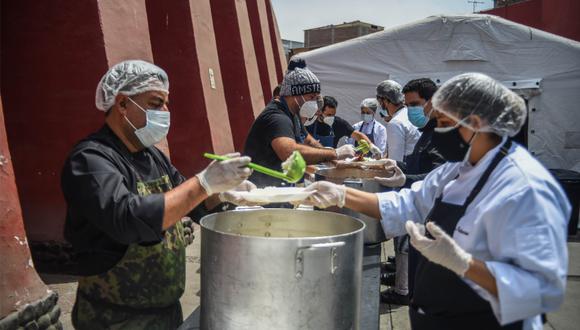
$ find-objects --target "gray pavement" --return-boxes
[42,224,580,329]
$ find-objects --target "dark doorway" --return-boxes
[512,99,529,147]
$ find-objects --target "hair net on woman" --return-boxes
[360,98,378,112]
[431,73,527,137]
[95,60,170,111]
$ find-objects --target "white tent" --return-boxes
[300,14,580,171]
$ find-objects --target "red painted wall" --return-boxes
[483,0,580,42]
[1,0,108,241]
[264,0,286,82]
[1,0,285,242]
[211,0,264,151]
[145,0,217,176]
[0,95,49,317]
[246,0,278,103]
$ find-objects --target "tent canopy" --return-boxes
[299,14,580,171]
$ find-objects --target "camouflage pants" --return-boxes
[72,293,183,330]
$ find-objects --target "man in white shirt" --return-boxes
[376,80,421,162]
[375,80,422,304]
[299,73,570,329]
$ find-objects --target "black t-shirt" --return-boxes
[243,99,303,187]
[305,116,354,148]
[61,125,207,275]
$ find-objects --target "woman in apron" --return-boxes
[295,73,570,329]
[351,98,387,157]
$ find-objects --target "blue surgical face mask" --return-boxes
[377,99,390,118]
[125,97,170,148]
[408,105,429,128]
[361,113,374,124]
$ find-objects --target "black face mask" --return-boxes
[431,126,475,162]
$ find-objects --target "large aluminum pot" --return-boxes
[200,208,365,330]
[314,169,387,244]
[341,179,387,244]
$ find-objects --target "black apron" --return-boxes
[311,120,335,147]
[409,139,523,330]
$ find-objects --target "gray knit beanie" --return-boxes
[279,67,321,97]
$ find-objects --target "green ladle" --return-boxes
[355,139,370,154]
[203,150,306,183]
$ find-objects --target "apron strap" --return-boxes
[463,138,512,207]
[425,138,512,221]
[313,120,319,137]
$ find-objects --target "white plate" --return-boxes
[236,187,316,203]
[341,158,388,167]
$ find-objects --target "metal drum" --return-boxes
[200,208,365,330]
[341,179,387,244]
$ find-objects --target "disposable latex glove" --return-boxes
[300,181,346,208]
[219,180,264,206]
[374,161,406,188]
[335,144,356,160]
[369,143,382,158]
[196,153,252,195]
[405,221,472,276]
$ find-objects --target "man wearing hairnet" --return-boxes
[376,79,421,162]
[61,60,253,328]
[374,80,422,304]
[293,73,570,329]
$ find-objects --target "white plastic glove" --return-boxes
[405,221,472,277]
[196,153,252,195]
[300,181,346,208]
[369,143,382,158]
[219,180,264,206]
[374,161,406,188]
[335,144,356,160]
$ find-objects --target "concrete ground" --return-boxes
[42,224,580,329]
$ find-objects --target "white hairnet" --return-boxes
[95,60,169,111]
[432,73,526,137]
[360,98,378,112]
[376,80,404,105]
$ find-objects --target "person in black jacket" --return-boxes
[377,78,446,306]
[376,78,445,188]
[62,60,253,329]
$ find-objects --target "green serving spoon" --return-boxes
[203,150,306,183]
[355,139,370,154]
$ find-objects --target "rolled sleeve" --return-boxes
[377,191,409,238]
[376,168,443,238]
[485,260,543,325]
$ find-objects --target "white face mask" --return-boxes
[323,116,335,126]
[361,113,374,124]
[297,96,319,118]
[304,115,317,126]
[125,97,170,148]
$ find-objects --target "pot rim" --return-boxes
[199,208,366,241]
